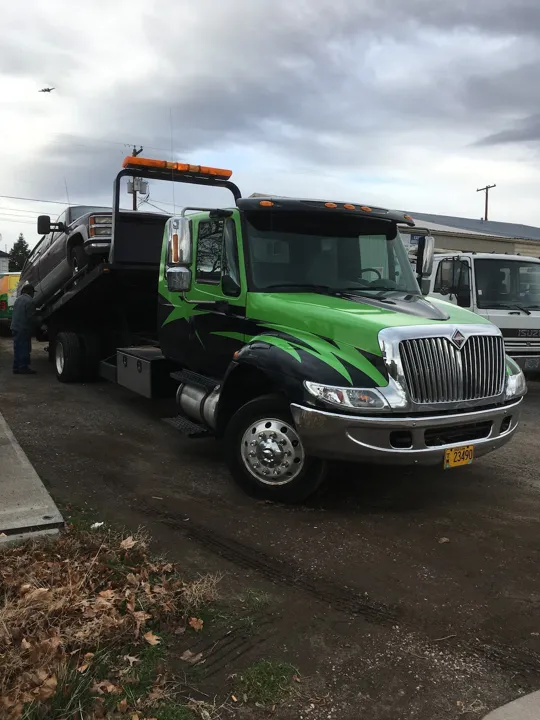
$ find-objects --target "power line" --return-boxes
[0,193,72,206]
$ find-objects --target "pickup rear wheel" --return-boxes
[55,332,84,383]
[225,394,327,503]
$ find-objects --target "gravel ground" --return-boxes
[1,337,540,719]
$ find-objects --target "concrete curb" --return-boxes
[483,691,540,720]
[0,409,64,544]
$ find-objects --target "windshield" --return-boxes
[68,206,111,224]
[475,259,540,309]
[244,211,420,295]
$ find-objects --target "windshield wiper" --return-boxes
[488,301,532,316]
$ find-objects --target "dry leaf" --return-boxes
[131,715,140,720]
[93,679,121,695]
[189,617,204,632]
[174,626,186,636]
[231,695,238,702]
[148,686,166,702]
[124,655,140,667]
[143,631,161,646]
[180,649,203,664]
[77,663,89,673]
[99,589,116,600]
[117,699,129,713]
[36,675,57,701]
[121,536,137,550]
[438,537,451,544]
[21,638,31,650]
[293,674,301,683]
[162,563,173,573]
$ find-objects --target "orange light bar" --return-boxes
[344,203,356,210]
[325,202,337,208]
[403,214,413,222]
[360,206,372,212]
[259,200,274,207]
[122,156,232,179]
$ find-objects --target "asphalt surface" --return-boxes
[1,337,540,719]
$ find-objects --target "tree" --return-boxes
[9,233,30,271]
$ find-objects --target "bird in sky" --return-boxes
[39,87,55,93]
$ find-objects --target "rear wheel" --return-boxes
[224,394,327,503]
[55,332,84,383]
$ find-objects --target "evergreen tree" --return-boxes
[9,233,30,271]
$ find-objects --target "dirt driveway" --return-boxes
[1,337,540,719]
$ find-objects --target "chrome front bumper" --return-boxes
[83,240,111,255]
[290,399,522,465]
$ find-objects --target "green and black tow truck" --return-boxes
[33,156,527,502]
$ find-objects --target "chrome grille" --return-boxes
[400,335,505,404]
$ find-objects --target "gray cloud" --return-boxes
[3,0,540,206]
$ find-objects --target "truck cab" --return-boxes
[428,253,540,373]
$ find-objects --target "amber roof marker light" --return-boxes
[122,156,233,180]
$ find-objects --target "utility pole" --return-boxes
[477,184,496,222]
[131,145,143,211]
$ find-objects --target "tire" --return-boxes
[55,332,84,383]
[70,244,88,278]
[78,332,101,382]
[224,394,327,503]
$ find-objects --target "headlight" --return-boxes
[505,358,527,399]
[305,381,388,410]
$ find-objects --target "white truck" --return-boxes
[426,252,540,374]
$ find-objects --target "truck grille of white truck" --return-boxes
[399,335,505,404]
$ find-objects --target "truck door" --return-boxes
[188,214,247,377]
[431,257,472,309]
[39,210,69,299]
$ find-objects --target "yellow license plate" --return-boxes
[444,445,474,469]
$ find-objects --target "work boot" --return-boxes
[18,368,37,375]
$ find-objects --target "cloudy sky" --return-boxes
[1,0,539,250]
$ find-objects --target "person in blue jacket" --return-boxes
[11,284,38,375]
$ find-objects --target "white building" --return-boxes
[0,251,9,274]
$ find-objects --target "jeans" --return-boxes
[13,330,32,371]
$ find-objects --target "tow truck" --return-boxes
[427,252,540,374]
[32,156,527,503]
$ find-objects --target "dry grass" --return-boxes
[0,524,220,719]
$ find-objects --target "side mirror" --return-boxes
[167,267,192,293]
[416,235,434,278]
[167,217,192,265]
[420,277,431,296]
[37,215,51,235]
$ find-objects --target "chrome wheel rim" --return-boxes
[55,342,65,375]
[241,418,305,486]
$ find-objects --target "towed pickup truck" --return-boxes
[19,205,166,307]
[33,156,527,502]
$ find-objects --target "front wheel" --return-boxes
[224,394,327,503]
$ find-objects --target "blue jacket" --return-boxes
[11,294,37,333]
